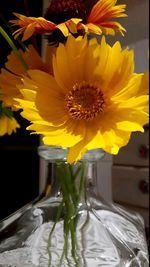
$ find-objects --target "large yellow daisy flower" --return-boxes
[10,0,126,41]
[16,36,149,163]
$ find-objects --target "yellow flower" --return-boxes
[0,44,53,110]
[15,36,149,163]
[0,115,20,136]
[10,0,126,41]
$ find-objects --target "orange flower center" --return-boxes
[66,82,105,121]
[44,0,87,24]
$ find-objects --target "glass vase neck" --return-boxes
[37,145,105,202]
[38,145,105,162]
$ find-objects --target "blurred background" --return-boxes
[0,0,149,242]
[110,0,149,244]
[0,0,42,219]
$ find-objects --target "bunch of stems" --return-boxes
[47,160,88,267]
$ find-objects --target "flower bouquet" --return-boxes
[0,0,149,266]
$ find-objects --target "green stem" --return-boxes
[69,164,82,204]
[63,164,78,205]
[0,26,28,70]
[47,160,88,266]
[0,13,27,52]
[78,162,87,201]
[69,218,80,266]
[58,223,70,267]
[57,163,79,263]
[47,200,64,267]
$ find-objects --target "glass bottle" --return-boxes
[0,146,149,267]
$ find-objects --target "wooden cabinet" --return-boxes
[112,129,149,243]
[113,131,149,167]
[112,166,149,209]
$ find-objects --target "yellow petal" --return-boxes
[20,89,37,101]
[43,130,82,149]
[84,23,102,35]
[0,116,20,136]
[56,23,69,37]
[15,98,41,122]
[28,69,62,95]
[116,121,144,132]
[66,19,82,33]
[86,130,105,149]
[67,127,96,163]
[118,95,149,109]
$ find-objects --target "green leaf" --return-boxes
[0,102,13,118]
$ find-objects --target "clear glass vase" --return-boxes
[0,146,149,267]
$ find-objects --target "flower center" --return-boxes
[66,82,105,121]
[44,0,87,24]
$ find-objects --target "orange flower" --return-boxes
[10,0,127,41]
[10,13,81,41]
[83,0,127,36]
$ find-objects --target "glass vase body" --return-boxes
[0,146,149,267]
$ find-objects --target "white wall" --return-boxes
[129,39,149,73]
[106,0,149,47]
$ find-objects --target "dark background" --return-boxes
[0,0,43,220]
